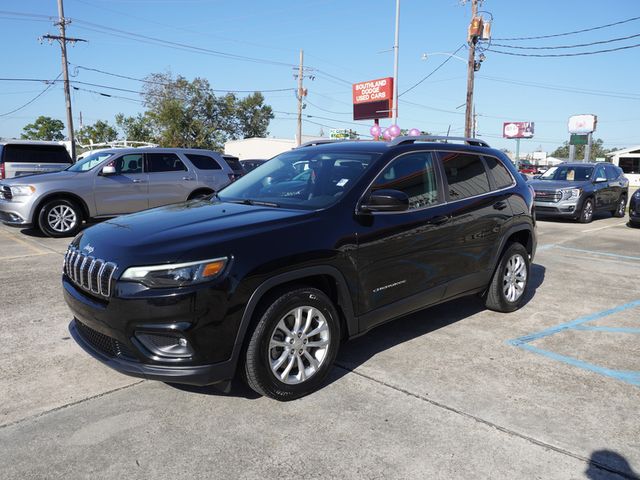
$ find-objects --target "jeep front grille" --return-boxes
[64,247,117,297]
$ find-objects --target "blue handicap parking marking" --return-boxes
[507,300,640,387]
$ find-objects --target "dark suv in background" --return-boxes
[529,162,628,223]
[63,136,536,400]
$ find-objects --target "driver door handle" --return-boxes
[428,215,450,226]
[493,201,508,210]
[182,176,194,181]
[132,179,145,183]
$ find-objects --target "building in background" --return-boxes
[224,136,325,160]
[607,146,640,187]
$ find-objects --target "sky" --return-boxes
[1,0,639,154]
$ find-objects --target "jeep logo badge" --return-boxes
[83,244,95,254]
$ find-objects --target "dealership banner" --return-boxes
[503,122,534,139]
[352,77,393,121]
[568,114,597,134]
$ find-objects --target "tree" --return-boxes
[76,120,118,145]
[115,113,155,143]
[138,72,274,149]
[20,116,65,141]
[551,138,616,160]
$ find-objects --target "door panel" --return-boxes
[146,153,193,208]
[93,154,148,216]
[592,165,612,209]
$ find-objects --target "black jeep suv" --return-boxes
[64,136,536,400]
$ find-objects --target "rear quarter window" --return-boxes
[2,144,72,164]
[185,154,222,170]
[483,156,514,189]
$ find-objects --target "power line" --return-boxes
[493,15,640,41]
[0,73,61,117]
[488,43,640,57]
[399,44,466,97]
[493,32,640,50]
[304,99,351,115]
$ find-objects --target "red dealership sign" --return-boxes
[352,77,393,121]
[503,122,534,139]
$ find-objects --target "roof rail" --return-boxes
[389,135,491,148]
[296,139,351,148]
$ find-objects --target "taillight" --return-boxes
[228,174,235,182]
[0,163,4,179]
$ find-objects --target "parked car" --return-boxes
[0,148,236,237]
[63,135,536,400]
[240,158,267,172]
[529,162,629,223]
[518,163,538,175]
[222,154,244,180]
[629,188,640,227]
[0,140,72,179]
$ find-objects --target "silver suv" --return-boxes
[0,147,237,237]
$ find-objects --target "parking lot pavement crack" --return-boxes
[334,362,638,480]
[0,380,145,430]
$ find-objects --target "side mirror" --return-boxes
[101,165,116,176]
[532,174,541,180]
[361,189,409,212]
[594,177,607,183]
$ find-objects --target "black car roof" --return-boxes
[297,140,501,158]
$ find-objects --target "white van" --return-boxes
[0,141,73,179]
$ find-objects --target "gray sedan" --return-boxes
[0,148,236,237]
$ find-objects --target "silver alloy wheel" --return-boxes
[268,306,330,385]
[47,205,77,233]
[618,197,626,215]
[502,253,527,303]
[583,201,593,221]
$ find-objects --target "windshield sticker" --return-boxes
[336,178,349,187]
[566,170,575,181]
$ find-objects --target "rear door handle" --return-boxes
[493,201,507,210]
[428,215,450,226]
[132,179,145,183]
[182,176,194,181]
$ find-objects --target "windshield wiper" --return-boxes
[228,199,280,207]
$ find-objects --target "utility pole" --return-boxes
[392,0,400,125]
[296,49,304,146]
[472,103,477,137]
[41,0,86,161]
[464,0,479,138]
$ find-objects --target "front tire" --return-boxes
[37,199,83,238]
[612,195,626,218]
[485,242,530,313]
[579,198,594,223]
[243,287,341,401]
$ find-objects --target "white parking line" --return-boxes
[0,229,47,255]
[580,222,628,233]
[0,252,51,261]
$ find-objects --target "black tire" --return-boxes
[612,195,626,218]
[578,197,594,223]
[243,287,341,401]
[37,198,83,238]
[485,242,530,313]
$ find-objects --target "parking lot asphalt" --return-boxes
[1,215,639,479]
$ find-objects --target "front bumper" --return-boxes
[534,199,581,218]
[63,275,240,386]
[0,198,34,226]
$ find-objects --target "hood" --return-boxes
[73,199,313,267]
[1,170,80,185]
[529,179,590,190]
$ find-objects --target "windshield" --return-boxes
[67,151,115,172]
[539,165,594,182]
[218,149,381,209]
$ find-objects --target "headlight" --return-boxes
[561,188,581,201]
[120,257,228,288]
[634,190,640,199]
[9,185,36,196]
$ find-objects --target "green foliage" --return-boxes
[550,138,616,160]
[115,113,155,143]
[76,120,118,145]
[20,116,65,141]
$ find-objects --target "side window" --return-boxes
[594,165,606,180]
[483,156,514,189]
[372,151,439,210]
[605,165,618,181]
[113,154,143,174]
[147,153,187,172]
[441,152,491,200]
[185,154,222,170]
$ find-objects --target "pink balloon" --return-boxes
[382,128,392,141]
[370,124,381,137]
[409,128,421,136]
[388,124,401,138]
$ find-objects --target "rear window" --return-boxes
[186,153,222,170]
[440,152,491,200]
[223,155,243,172]
[1,144,72,164]
[147,153,187,172]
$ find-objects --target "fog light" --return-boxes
[135,332,193,359]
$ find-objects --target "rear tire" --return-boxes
[38,199,83,238]
[578,198,594,223]
[612,195,626,218]
[243,287,341,401]
[485,242,530,313]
